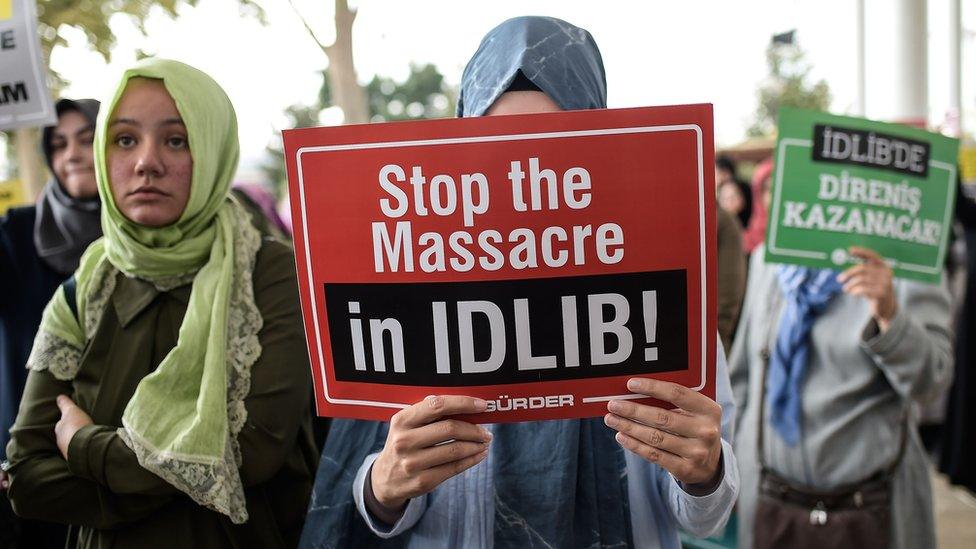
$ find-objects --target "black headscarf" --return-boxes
[34,98,102,274]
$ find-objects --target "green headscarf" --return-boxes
[28,58,262,524]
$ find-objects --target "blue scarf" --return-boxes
[300,17,631,547]
[769,265,844,445]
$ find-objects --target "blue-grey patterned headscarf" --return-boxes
[298,17,630,549]
[461,16,631,548]
[457,16,607,117]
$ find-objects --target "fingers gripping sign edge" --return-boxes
[624,377,721,418]
[394,395,488,429]
[373,395,491,509]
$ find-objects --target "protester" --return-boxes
[729,244,952,548]
[717,206,746,353]
[718,179,747,222]
[715,154,752,228]
[232,182,291,241]
[3,59,316,548]
[742,157,772,254]
[300,16,738,548]
[939,180,976,493]
[1,98,101,548]
[277,199,294,237]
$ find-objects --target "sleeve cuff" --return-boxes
[66,424,102,481]
[670,439,739,516]
[352,452,426,538]
[861,307,911,354]
[679,449,725,497]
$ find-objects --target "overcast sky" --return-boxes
[47,0,975,179]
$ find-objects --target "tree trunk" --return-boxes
[324,0,369,125]
[13,127,45,201]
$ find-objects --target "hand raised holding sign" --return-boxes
[837,246,897,332]
[605,378,723,488]
[370,396,492,511]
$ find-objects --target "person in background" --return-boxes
[3,59,316,548]
[1,98,101,549]
[717,206,746,354]
[741,158,772,255]
[939,179,976,494]
[232,182,291,241]
[730,240,952,547]
[715,154,752,228]
[718,179,746,222]
[300,16,738,548]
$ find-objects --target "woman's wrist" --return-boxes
[681,448,725,496]
[365,464,407,525]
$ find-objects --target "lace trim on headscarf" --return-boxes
[117,209,263,523]
[26,258,116,380]
[84,260,118,339]
[26,331,83,381]
[27,203,264,523]
[117,427,246,521]
[225,213,263,465]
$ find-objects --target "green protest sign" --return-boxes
[765,108,959,284]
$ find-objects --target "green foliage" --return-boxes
[1,1,265,192]
[263,63,458,195]
[747,40,831,137]
[317,69,331,107]
[259,103,321,196]
[366,63,455,122]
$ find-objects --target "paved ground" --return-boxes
[933,469,976,548]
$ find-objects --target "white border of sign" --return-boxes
[769,138,957,275]
[293,124,707,410]
[0,0,56,127]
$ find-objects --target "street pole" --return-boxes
[855,0,866,117]
[949,0,963,136]
[892,0,928,127]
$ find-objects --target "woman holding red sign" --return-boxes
[301,16,739,548]
[3,59,317,547]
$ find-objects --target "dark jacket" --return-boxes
[939,183,976,492]
[5,240,317,548]
[0,206,65,461]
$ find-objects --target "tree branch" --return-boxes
[285,0,332,55]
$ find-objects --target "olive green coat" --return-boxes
[5,240,317,548]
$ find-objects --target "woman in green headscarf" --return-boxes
[2,59,317,548]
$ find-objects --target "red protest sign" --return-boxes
[284,104,717,423]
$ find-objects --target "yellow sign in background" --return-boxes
[961,145,976,185]
[0,0,12,22]
[0,179,27,215]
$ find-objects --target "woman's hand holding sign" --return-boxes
[605,378,723,488]
[371,395,492,512]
